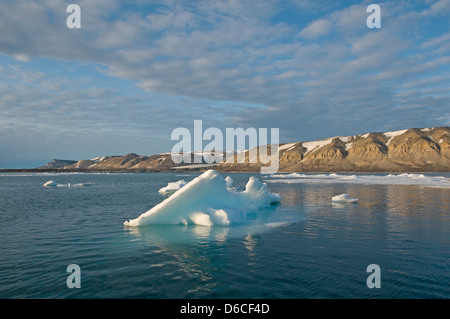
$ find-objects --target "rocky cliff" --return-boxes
[38,127,449,172]
[218,127,449,172]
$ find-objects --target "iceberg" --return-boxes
[331,193,358,203]
[158,180,188,195]
[124,170,281,227]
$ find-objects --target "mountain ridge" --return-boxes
[37,126,449,173]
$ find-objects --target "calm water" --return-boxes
[0,172,449,299]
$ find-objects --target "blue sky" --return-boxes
[0,0,449,168]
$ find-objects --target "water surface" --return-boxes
[0,172,449,298]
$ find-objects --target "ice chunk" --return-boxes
[71,182,94,187]
[43,181,93,188]
[43,180,58,187]
[332,193,358,203]
[158,180,188,195]
[124,170,281,227]
[225,176,233,188]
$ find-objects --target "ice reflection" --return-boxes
[123,219,294,297]
[244,234,257,255]
[123,203,302,246]
[125,224,230,245]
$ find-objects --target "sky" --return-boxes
[0,0,449,168]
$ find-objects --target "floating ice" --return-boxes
[266,173,450,188]
[332,193,358,203]
[225,176,233,188]
[43,180,93,188]
[43,180,58,187]
[70,182,94,187]
[124,170,281,227]
[158,180,188,195]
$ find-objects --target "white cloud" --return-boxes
[0,0,449,162]
[298,19,332,39]
[12,54,31,62]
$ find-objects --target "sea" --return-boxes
[0,171,449,299]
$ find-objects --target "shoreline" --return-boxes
[1,168,449,174]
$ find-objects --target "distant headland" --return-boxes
[2,127,449,173]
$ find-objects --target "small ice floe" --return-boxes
[158,180,188,195]
[71,183,94,187]
[43,180,58,187]
[43,181,94,188]
[331,193,358,203]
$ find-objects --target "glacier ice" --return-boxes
[124,170,281,227]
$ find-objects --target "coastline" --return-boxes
[1,168,449,174]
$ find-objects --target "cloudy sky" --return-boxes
[0,0,449,168]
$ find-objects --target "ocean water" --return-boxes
[0,172,449,299]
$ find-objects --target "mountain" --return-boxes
[37,127,449,172]
[219,127,449,172]
[37,159,78,169]
[64,153,179,171]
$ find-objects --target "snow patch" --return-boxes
[361,133,370,139]
[302,138,333,154]
[339,136,352,143]
[384,129,408,146]
[345,142,353,150]
[90,156,108,161]
[279,143,296,151]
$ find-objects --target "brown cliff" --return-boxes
[38,127,449,173]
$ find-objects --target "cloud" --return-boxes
[0,59,253,166]
[0,0,449,166]
[298,18,332,39]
